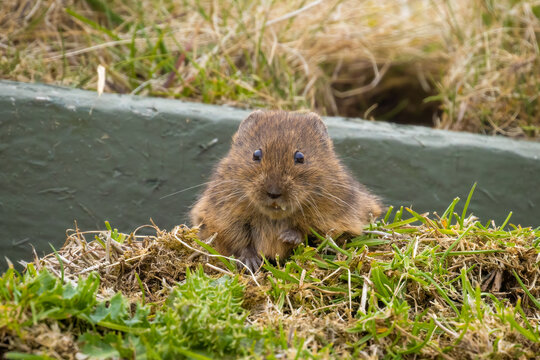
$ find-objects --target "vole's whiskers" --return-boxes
[212,179,238,186]
[327,182,360,192]
[315,185,349,206]
[161,179,239,200]
[313,185,360,214]
[304,193,325,223]
[232,193,250,208]
[299,183,360,221]
[160,181,211,199]
[212,185,250,208]
[292,193,306,220]
[214,190,245,206]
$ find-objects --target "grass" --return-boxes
[1,188,539,359]
[1,0,539,137]
[434,0,540,137]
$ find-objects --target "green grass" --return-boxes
[1,189,539,359]
[0,266,264,359]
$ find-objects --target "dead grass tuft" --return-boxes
[33,223,231,304]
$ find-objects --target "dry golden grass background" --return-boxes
[1,0,539,138]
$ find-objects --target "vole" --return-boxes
[190,110,382,271]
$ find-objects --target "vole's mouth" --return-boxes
[269,202,287,211]
[254,197,292,219]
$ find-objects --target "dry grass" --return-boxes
[2,0,538,137]
[0,0,446,116]
[32,223,218,303]
[436,0,540,137]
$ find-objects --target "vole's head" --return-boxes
[225,110,339,220]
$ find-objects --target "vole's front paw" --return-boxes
[279,229,303,245]
[238,247,262,273]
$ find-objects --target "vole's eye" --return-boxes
[253,149,263,162]
[294,151,305,164]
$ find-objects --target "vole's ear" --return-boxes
[233,110,264,143]
[306,112,330,139]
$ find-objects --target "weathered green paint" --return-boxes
[1,80,539,267]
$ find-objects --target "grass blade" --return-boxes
[512,270,540,310]
[460,183,477,228]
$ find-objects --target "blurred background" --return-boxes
[1,0,539,138]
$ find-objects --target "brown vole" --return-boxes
[190,110,382,271]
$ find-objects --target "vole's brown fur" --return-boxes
[190,110,381,270]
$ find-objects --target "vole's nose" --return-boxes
[267,191,281,199]
[265,183,282,199]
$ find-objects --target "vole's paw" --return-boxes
[238,248,262,273]
[279,229,303,245]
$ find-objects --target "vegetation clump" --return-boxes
[1,188,539,359]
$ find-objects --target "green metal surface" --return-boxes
[1,80,539,267]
